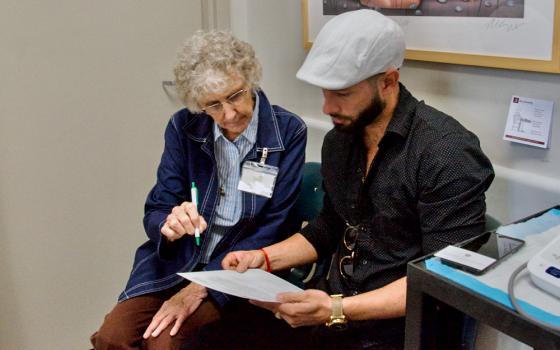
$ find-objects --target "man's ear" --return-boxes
[381,69,400,90]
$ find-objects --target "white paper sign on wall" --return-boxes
[503,96,553,149]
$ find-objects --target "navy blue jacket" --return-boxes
[119,90,307,306]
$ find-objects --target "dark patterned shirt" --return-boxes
[301,83,494,347]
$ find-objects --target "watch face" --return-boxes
[330,321,348,331]
[327,318,348,331]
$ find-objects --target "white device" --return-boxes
[435,232,525,275]
[527,234,560,298]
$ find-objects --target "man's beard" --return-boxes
[333,93,386,134]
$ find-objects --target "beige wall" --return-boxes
[0,1,206,349]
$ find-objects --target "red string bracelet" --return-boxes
[260,248,272,272]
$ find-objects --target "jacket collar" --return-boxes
[182,89,284,157]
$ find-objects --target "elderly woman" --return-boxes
[91,31,306,350]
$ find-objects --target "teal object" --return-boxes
[485,213,501,231]
[290,162,324,224]
[287,162,324,288]
[190,182,201,246]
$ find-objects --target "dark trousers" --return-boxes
[187,301,404,350]
[91,282,221,350]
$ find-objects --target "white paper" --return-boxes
[178,269,303,302]
[503,95,553,148]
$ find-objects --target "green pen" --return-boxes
[190,182,200,246]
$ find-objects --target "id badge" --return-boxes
[238,161,279,198]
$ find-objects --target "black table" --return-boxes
[404,207,560,350]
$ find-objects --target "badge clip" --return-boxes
[259,147,268,165]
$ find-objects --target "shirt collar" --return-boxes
[213,91,259,144]
[384,83,418,139]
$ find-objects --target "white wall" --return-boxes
[0,1,204,349]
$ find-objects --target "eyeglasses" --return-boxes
[201,88,248,115]
[338,223,363,281]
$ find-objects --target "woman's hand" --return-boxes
[143,282,208,338]
[161,202,208,242]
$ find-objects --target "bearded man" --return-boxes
[196,10,494,350]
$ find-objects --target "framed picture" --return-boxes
[302,0,560,73]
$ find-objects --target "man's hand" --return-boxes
[221,249,266,272]
[250,289,332,328]
[143,283,207,339]
[161,202,208,242]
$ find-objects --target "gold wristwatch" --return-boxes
[325,294,347,330]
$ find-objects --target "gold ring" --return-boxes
[274,312,282,319]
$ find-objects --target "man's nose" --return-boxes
[322,95,339,116]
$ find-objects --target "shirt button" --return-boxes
[352,290,359,296]
[350,204,356,209]
[361,259,368,265]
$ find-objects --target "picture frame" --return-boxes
[302,0,560,73]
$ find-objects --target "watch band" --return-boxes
[331,294,344,318]
[326,294,348,330]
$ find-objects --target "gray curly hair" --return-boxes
[174,30,262,112]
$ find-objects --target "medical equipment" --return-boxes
[527,234,560,299]
[508,234,560,332]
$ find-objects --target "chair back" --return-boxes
[290,162,324,224]
[485,214,501,231]
[286,162,324,287]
